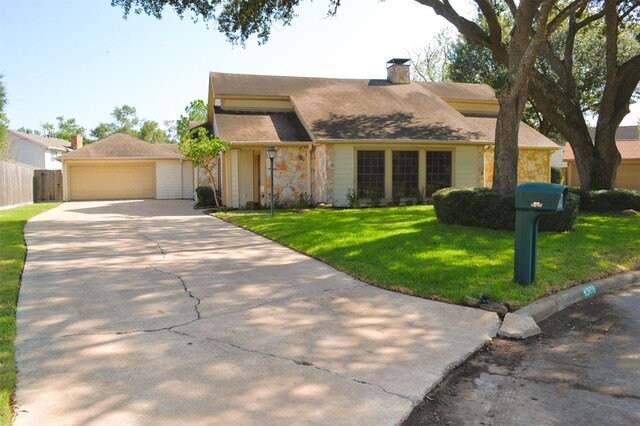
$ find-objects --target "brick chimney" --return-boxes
[70,135,83,150]
[386,58,411,84]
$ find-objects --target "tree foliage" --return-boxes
[179,127,230,206]
[41,116,87,141]
[0,75,10,160]
[112,0,307,45]
[90,104,175,143]
[176,99,207,141]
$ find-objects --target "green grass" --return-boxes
[0,202,60,425]
[217,206,639,305]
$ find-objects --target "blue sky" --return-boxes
[1,0,638,133]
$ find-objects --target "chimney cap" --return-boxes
[387,58,410,67]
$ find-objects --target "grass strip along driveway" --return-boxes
[0,203,60,424]
[217,206,639,306]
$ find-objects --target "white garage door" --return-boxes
[68,163,156,200]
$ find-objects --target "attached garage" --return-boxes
[68,162,156,200]
[61,133,195,201]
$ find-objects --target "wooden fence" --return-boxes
[33,169,63,202]
[0,161,34,209]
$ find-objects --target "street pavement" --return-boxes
[404,282,640,425]
[14,200,499,425]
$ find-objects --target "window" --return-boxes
[357,151,385,197]
[392,151,419,197]
[426,151,452,193]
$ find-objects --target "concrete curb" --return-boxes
[517,270,640,323]
[497,270,640,338]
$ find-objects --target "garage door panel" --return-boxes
[69,163,156,200]
[617,164,639,190]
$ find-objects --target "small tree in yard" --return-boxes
[179,127,230,207]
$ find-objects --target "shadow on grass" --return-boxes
[219,207,640,304]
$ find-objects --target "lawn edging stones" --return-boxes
[497,270,640,339]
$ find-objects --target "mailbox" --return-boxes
[515,182,568,212]
[514,183,568,285]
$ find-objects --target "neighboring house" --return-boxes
[564,126,639,190]
[61,133,194,201]
[5,130,78,170]
[202,59,560,208]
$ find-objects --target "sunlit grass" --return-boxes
[217,206,639,305]
[0,202,60,425]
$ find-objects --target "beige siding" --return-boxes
[181,161,194,199]
[453,146,479,187]
[333,145,354,207]
[156,161,182,199]
[230,150,239,208]
[239,150,254,208]
[68,162,155,200]
[617,161,640,190]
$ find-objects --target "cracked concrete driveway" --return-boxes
[15,200,499,425]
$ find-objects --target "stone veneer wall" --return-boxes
[483,146,550,186]
[311,144,334,204]
[268,146,309,205]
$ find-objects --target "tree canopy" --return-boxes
[432,1,640,190]
[0,75,10,160]
[90,104,176,143]
[176,99,207,141]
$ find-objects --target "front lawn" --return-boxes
[0,202,60,425]
[216,206,639,305]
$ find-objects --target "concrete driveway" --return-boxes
[15,200,499,425]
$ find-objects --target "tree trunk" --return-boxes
[205,168,220,207]
[493,90,527,194]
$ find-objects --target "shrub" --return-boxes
[538,193,580,232]
[195,186,215,207]
[346,188,360,208]
[272,193,283,209]
[368,189,383,207]
[551,167,564,184]
[391,188,402,206]
[292,192,311,208]
[415,187,425,205]
[569,188,640,212]
[433,187,579,232]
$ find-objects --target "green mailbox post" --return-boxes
[514,182,568,285]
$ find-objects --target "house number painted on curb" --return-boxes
[581,285,597,298]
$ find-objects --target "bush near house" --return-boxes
[569,188,640,212]
[551,167,564,184]
[432,187,579,232]
[195,185,215,208]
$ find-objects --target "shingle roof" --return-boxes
[61,133,183,159]
[212,73,484,142]
[564,140,640,161]
[10,130,71,150]
[464,116,558,148]
[417,82,497,101]
[210,72,557,148]
[588,126,639,141]
[215,108,311,142]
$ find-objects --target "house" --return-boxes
[61,133,195,201]
[564,126,639,190]
[202,59,560,208]
[5,130,78,169]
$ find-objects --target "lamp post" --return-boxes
[267,144,277,217]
